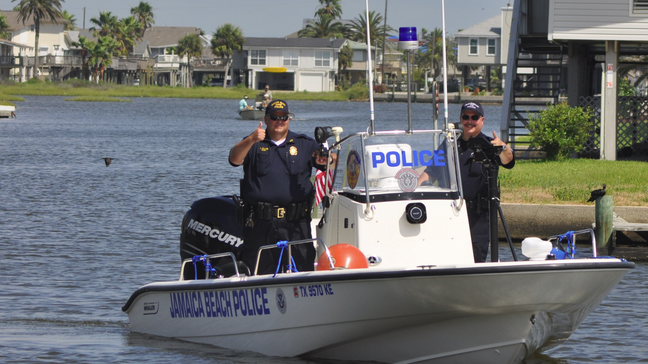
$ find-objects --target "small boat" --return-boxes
[238,108,265,120]
[0,105,16,118]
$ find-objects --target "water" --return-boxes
[0,96,646,363]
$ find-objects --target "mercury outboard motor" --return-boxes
[180,196,249,279]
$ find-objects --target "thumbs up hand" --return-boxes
[251,121,266,142]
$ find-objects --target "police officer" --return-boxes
[229,100,327,274]
[419,101,515,262]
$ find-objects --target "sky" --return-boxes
[3,0,511,37]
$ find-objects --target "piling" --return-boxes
[595,195,614,253]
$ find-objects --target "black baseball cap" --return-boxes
[265,100,290,115]
[460,101,484,117]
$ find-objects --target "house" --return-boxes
[503,0,648,161]
[0,10,68,80]
[454,5,513,91]
[0,38,32,81]
[241,37,346,92]
[339,40,376,85]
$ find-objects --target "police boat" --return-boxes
[122,1,633,361]
[122,124,633,364]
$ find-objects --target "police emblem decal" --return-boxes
[346,150,361,189]
[289,146,298,156]
[396,168,420,192]
[276,287,287,314]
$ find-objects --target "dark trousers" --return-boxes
[242,216,315,275]
[468,209,490,263]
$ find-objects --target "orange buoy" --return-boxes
[317,244,368,270]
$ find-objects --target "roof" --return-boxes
[455,14,501,38]
[244,37,347,49]
[346,40,375,50]
[142,26,202,48]
[0,10,67,29]
[0,38,32,49]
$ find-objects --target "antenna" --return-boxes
[364,0,375,134]
[441,0,449,129]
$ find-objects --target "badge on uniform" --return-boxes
[289,146,298,155]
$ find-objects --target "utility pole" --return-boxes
[83,7,86,29]
[381,0,388,84]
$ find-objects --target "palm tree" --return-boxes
[71,35,93,80]
[338,43,353,86]
[12,0,64,78]
[347,10,393,49]
[0,14,10,39]
[114,16,142,55]
[298,13,346,39]
[90,11,118,37]
[87,36,116,82]
[211,23,244,89]
[178,33,203,60]
[130,1,154,38]
[61,10,76,30]
[315,0,342,19]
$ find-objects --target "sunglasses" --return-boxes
[461,114,482,121]
[268,115,289,121]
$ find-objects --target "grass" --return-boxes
[0,80,355,101]
[65,96,132,102]
[499,159,648,206]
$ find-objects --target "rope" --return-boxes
[558,231,576,259]
[192,255,216,279]
[273,241,299,277]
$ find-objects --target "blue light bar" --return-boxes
[398,27,418,50]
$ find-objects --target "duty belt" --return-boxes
[255,201,310,221]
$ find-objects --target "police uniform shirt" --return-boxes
[424,132,515,202]
[234,130,321,206]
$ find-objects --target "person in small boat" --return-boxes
[263,85,273,101]
[229,100,329,274]
[239,95,251,111]
[260,93,270,109]
[418,101,515,263]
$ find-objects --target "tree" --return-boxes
[211,23,244,88]
[61,10,76,30]
[130,1,154,38]
[298,13,346,39]
[114,16,142,55]
[347,10,393,50]
[90,11,118,37]
[177,33,203,60]
[71,36,92,80]
[12,0,64,78]
[87,36,117,82]
[338,43,353,87]
[315,0,342,19]
[0,14,10,39]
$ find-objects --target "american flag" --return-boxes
[315,169,334,205]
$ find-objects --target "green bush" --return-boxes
[344,81,369,100]
[528,102,594,160]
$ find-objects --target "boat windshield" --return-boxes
[327,130,461,202]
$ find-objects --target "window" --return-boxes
[352,50,364,62]
[487,39,496,56]
[632,0,648,14]
[469,39,478,55]
[250,49,266,65]
[315,50,331,67]
[283,50,299,66]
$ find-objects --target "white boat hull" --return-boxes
[123,259,632,363]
